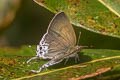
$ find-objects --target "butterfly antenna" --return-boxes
[77,32,81,45]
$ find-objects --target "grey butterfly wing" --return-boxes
[39,12,76,58]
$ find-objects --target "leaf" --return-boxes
[0,46,120,79]
[98,0,120,18]
[33,0,120,38]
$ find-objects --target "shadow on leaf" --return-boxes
[49,52,92,69]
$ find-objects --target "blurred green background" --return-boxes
[0,0,120,49]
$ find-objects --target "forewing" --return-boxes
[48,12,76,46]
[39,12,76,58]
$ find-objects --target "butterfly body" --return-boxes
[27,12,86,73]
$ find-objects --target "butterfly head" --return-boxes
[75,45,88,52]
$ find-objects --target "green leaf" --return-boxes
[0,46,120,79]
[34,0,120,38]
[98,0,120,18]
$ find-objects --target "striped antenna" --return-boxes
[77,32,81,45]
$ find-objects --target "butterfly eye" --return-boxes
[76,46,80,50]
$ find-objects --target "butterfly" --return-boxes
[27,12,87,73]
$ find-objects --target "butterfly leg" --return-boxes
[27,56,38,64]
[64,53,80,64]
[64,57,70,65]
[74,53,80,63]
